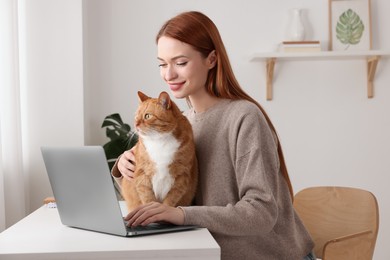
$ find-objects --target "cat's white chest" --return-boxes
[142,132,180,201]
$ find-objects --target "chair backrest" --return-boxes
[294,186,379,260]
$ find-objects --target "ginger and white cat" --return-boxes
[121,91,198,212]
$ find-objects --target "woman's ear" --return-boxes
[207,50,217,69]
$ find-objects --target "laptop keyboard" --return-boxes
[125,222,176,231]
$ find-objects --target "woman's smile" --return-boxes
[168,81,186,91]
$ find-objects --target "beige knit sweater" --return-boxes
[181,99,314,260]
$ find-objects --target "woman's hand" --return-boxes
[117,148,136,181]
[125,202,185,227]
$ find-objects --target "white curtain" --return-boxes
[0,0,27,231]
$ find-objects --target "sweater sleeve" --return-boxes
[111,155,123,187]
[182,107,282,237]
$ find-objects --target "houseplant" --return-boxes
[101,113,138,198]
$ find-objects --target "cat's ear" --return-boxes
[158,91,171,110]
[138,91,150,102]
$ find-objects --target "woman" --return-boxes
[112,11,315,260]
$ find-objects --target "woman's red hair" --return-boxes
[156,11,294,200]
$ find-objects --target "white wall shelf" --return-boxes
[251,50,390,100]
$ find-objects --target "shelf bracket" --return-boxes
[266,58,276,100]
[367,55,380,98]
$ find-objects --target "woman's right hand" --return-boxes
[117,148,136,181]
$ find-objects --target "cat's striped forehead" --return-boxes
[138,98,166,114]
[135,98,175,124]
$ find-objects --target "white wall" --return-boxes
[20,0,84,215]
[82,0,390,259]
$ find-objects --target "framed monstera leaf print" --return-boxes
[328,0,372,51]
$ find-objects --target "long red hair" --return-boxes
[156,11,294,200]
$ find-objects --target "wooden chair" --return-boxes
[293,186,379,260]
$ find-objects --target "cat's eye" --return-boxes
[144,113,152,120]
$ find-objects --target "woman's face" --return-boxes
[157,36,215,99]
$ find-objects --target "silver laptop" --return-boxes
[41,146,197,237]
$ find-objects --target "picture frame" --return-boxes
[328,0,372,51]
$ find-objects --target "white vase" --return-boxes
[287,8,305,41]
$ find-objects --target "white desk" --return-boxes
[0,205,220,259]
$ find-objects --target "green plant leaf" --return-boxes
[102,134,139,169]
[336,9,364,49]
[101,113,139,199]
[101,113,138,170]
[102,113,132,141]
[101,113,124,127]
[103,138,129,170]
